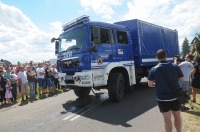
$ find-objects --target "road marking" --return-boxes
[63,114,76,120]
[63,94,108,121]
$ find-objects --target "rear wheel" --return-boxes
[74,89,91,98]
[108,73,124,102]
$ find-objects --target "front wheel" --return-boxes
[107,73,124,102]
[74,89,91,98]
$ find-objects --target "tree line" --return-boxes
[181,33,200,57]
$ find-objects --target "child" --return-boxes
[5,79,13,104]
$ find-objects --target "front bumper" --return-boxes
[58,71,93,88]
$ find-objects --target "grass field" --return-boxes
[182,93,200,132]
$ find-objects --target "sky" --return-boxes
[0,0,200,64]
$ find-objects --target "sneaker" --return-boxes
[192,99,196,103]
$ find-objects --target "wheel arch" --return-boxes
[108,67,130,89]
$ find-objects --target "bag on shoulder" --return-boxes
[176,87,190,104]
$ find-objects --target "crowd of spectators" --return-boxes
[0,62,60,107]
[174,54,200,106]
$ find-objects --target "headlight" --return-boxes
[81,75,90,80]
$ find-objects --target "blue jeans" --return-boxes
[28,82,35,99]
[45,78,53,87]
[38,78,44,88]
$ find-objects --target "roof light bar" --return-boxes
[63,15,90,31]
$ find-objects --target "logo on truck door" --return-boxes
[118,49,124,54]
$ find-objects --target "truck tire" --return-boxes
[74,89,90,98]
[108,73,124,102]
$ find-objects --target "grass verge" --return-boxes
[182,93,200,132]
[16,87,69,102]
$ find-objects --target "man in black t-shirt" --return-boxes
[45,63,53,93]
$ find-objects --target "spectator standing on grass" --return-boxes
[33,66,38,96]
[36,63,45,95]
[5,68,13,101]
[18,66,28,101]
[5,79,13,104]
[45,63,53,93]
[27,65,36,100]
[191,55,200,103]
[5,67,18,102]
[51,65,59,90]
[29,61,38,95]
[0,69,6,106]
[11,71,19,100]
[174,53,194,110]
[148,49,184,132]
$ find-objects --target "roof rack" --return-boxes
[62,15,90,31]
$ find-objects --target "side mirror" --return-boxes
[55,41,59,55]
[93,26,100,44]
[51,38,55,43]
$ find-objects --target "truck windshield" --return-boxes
[59,26,86,52]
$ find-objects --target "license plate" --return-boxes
[66,75,73,80]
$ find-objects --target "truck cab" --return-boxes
[51,16,135,101]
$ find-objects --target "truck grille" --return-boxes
[59,58,79,68]
[65,80,75,84]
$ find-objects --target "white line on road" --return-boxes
[63,94,108,121]
[63,114,77,120]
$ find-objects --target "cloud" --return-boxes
[49,21,63,38]
[80,0,124,20]
[0,2,57,64]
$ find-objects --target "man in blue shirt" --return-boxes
[148,49,184,132]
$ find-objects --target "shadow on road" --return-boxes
[62,83,157,127]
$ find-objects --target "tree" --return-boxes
[196,32,200,39]
[191,33,200,56]
[181,38,190,57]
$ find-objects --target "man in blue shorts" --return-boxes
[148,49,184,132]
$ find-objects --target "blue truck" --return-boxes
[51,16,179,102]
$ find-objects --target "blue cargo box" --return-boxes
[115,19,179,67]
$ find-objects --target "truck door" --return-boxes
[115,31,131,61]
[90,26,115,69]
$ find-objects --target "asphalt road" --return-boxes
[0,81,169,132]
